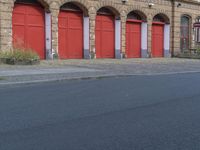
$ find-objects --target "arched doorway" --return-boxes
[180,15,190,52]
[95,7,118,58]
[58,2,86,59]
[12,0,46,59]
[152,14,170,57]
[126,11,147,58]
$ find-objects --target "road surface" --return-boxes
[1,73,200,150]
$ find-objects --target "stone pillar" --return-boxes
[164,24,171,57]
[83,16,90,59]
[0,1,13,51]
[45,12,52,59]
[50,2,59,58]
[141,22,148,58]
[147,20,152,57]
[115,19,121,59]
[89,13,96,59]
[121,16,126,58]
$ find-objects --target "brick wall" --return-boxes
[0,0,200,57]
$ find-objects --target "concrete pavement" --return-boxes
[1,58,200,85]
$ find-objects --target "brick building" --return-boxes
[0,0,200,59]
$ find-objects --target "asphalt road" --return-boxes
[1,73,200,150]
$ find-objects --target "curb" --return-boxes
[1,70,200,86]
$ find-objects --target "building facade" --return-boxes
[0,0,200,59]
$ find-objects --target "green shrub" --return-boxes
[0,48,40,65]
[0,48,39,61]
[53,51,59,59]
[196,48,200,55]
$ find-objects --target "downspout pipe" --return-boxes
[171,0,175,57]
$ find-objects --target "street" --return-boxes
[1,73,200,150]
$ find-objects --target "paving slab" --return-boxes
[1,58,200,85]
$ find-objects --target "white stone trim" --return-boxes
[164,24,171,57]
[45,12,52,59]
[84,17,90,59]
[115,19,121,59]
[141,22,148,58]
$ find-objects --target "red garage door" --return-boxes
[12,3,45,59]
[58,10,83,59]
[126,20,141,58]
[95,15,115,58]
[152,23,164,57]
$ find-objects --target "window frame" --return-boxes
[194,17,200,43]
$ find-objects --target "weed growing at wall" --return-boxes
[0,48,40,65]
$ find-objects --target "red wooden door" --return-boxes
[58,10,83,59]
[126,21,141,58]
[95,15,115,58]
[12,3,45,59]
[152,23,164,57]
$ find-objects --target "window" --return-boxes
[194,17,200,43]
[180,15,190,51]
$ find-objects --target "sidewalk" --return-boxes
[1,58,200,85]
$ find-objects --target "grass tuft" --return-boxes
[0,48,40,65]
[0,48,39,61]
[0,77,5,81]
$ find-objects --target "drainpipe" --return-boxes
[171,0,175,57]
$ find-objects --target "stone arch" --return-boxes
[94,1,122,18]
[57,0,90,16]
[180,14,192,27]
[181,14,192,21]
[180,14,192,32]
[127,10,147,22]
[153,13,170,24]
[125,5,148,21]
[13,0,50,12]
[151,10,170,24]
